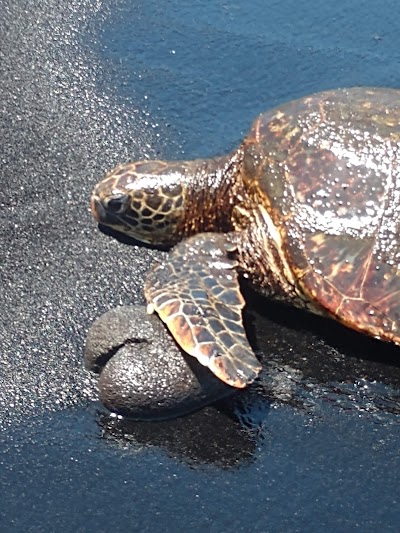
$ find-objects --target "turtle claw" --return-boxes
[209,351,262,389]
[144,233,261,388]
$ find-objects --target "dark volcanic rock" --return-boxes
[85,306,235,419]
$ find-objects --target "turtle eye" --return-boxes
[105,193,129,214]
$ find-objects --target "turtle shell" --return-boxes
[242,87,400,343]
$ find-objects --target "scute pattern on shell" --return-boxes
[243,87,400,343]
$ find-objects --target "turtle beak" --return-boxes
[90,194,119,226]
[90,194,104,223]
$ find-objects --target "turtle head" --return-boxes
[91,160,188,245]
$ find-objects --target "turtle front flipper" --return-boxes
[144,233,261,388]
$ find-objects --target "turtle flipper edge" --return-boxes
[144,233,261,388]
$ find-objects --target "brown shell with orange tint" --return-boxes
[242,87,400,344]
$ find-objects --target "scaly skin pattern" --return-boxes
[91,160,188,245]
[91,153,244,245]
[144,233,261,387]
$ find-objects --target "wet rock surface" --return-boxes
[85,306,234,419]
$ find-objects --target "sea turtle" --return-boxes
[91,87,400,389]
